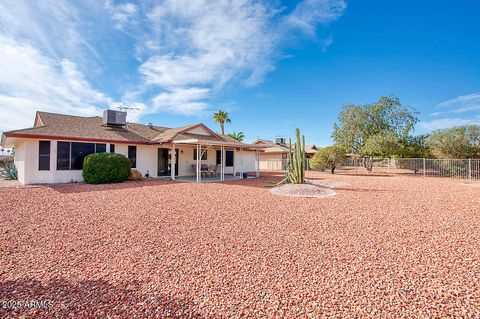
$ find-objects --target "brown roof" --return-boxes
[152,123,213,142]
[305,144,318,154]
[253,139,291,153]
[253,139,320,154]
[1,111,260,148]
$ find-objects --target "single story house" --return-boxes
[1,111,265,185]
[253,138,319,170]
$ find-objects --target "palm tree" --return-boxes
[228,132,245,142]
[213,110,231,135]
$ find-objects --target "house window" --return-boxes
[95,143,106,153]
[216,150,233,166]
[57,141,105,170]
[128,146,137,168]
[110,144,115,153]
[71,142,95,170]
[225,150,234,167]
[57,141,71,170]
[193,148,207,160]
[38,141,50,171]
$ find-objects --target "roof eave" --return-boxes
[2,132,155,145]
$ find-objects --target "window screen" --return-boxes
[57,142,71,170]
[225,150,234,167]
[95,143,106,153]
[71,142,95,170]
[128,146,137,168]
[38,141,50,171]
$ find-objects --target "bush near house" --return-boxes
[82,153,131,184]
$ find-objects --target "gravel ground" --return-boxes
[0,172,479,318]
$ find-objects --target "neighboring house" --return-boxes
[1,111,264,185]
[253,138,319,170]
[253,138,290,170]
[305,144,319,160]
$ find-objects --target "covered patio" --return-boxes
[168,138,265,183]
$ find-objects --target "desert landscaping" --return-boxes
[1,170,479,318]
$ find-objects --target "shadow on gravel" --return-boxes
[49,179,182,194]
[334,173,395,177]
[0,277,204,318]
[335,187,395,193]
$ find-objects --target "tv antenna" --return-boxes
[117,104,140,111]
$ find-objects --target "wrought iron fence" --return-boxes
[260,156,480,179]
[345,157,480,180]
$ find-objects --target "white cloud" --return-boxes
[0,36,114,131]
[137,0,346,115]
[435,92,480,114]
[284,0,347,35]
[0,0,102,65]
[423,93,480,131]
[0,0,346,128]
[437,92,480,108]
[104,1,139,30]
[418,118,480,132]
[152,88,211,115]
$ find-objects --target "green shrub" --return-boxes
[310,145,347,174]
[82,153,131,184]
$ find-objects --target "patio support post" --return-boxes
[256,148,260,177]
[220,146,224,181]
[196,144,200,183]
[171,144,176,180]
[241,148,244,178]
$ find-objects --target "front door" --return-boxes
[158,148,178,176]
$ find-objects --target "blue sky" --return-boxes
[0,1,479,145]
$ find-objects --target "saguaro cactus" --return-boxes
[274,128,306,185]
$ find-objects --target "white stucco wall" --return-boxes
[12,138,260,184]
[14,139,160,184]
[14,139,84,184]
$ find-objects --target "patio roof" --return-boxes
[172,138,267,150]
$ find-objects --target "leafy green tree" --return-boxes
[426,125,480,158]
[213,110,231,135]
[310,145,347,174]
[402,135,431,158]
[228,132,245,142]
[332,96,418,155]
[360,131,403,157]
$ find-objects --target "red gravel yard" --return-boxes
[1,172,479,318]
